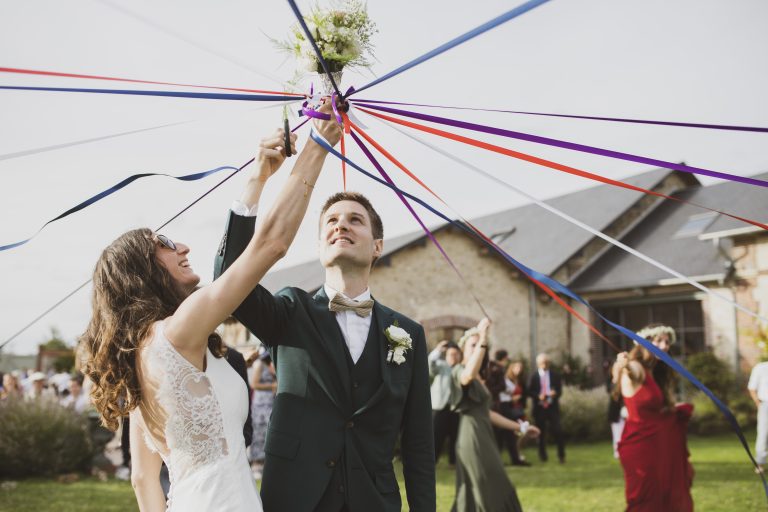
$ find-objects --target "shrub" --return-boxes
[688,390,757,436]
[0,398,94,478]
[558,385,611,443]
[684,352,734,401]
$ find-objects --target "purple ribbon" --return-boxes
[354,102,768,189]
[349,98,768,133]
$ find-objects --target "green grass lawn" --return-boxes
[0,434,764,511]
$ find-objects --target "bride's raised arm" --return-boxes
[164,105,341,356]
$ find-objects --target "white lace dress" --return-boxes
[131,321,262,511]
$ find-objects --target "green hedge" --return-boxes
[0,399,94,478]
[558,385,611,443]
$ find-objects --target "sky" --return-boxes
[1,0,767,355]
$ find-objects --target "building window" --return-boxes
[593,299,705,365]
[673,212,717,239]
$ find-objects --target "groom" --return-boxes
[214,187,435,511]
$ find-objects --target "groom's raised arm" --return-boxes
[213,209,293,346]
[400,325,437,511]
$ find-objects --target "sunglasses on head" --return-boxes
[154,233,177,251]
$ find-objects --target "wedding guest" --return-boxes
[60,374,89,413]
[607,368,626,459]
[528,353,565,463]
[451,319,539,512]
[748,358,768,473]
[614,325,693,511]
[24,372,56,402]
[496,360,531,466]
[429,340,462,465]
[0,372,22,400]
[249,350,277,475]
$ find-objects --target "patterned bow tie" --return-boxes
[328,293,374,317]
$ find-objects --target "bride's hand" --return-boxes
[525,425,541,439]
[311,100,343,148]
[255,128,298,182]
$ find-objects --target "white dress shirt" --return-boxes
[537,368,550,394]
[749,362,768,402]
[324,284,373,364]
[231,200,259,217]
[231,203,373,363]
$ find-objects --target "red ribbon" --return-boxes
[0,66,305,97]
[356,106,768,233]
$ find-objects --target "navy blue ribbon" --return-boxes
[309,129,768,499]
[0,85,299,102]
[0,165,238,252]
[347,0,552,97]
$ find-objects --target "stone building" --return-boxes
[261,169,767,379]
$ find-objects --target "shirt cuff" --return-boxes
[231,200,258,217]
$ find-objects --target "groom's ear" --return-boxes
[371,239,384,267]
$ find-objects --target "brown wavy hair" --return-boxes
[79,228,224,431]
[612,343,675,408]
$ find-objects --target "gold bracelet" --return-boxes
[302,178,315,198]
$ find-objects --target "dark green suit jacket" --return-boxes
[214,211,435,512]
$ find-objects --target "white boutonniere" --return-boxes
[384,321,412,365]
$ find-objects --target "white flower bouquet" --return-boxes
[275,0,377,74]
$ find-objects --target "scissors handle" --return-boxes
[284,118,293,158]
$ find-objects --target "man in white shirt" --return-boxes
[527,353,565,463]
[60,375,89,413]
[748,361,768,472]
[429,340,462,465]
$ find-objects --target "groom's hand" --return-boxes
[256,128,298,182]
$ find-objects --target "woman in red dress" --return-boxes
[614,325,694,512]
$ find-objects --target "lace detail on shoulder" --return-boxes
[144,324,229,476]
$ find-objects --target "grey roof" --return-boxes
[465,167,677,275]
[572,172,768,293]
[262,167,678,292]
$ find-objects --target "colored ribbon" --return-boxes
[0,85,300,102]
[354,102,768,189]
[355,106,768,233]
[2,116,314,346]
[309,128,768,497]
[349,98,768,133]
[376,118,754,348]
[0,66,305,97]
[0,121,188,162]
[0,165,239,252]
[0,160,250,350]
[347,121,619,350]
[285,0,344,99]
[347,129,490,318]
[348,0,552,97]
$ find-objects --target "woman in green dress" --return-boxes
[451,319,540,512]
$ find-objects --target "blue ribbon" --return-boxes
[0,85,299,102]
[309,129,768,499]
[348,0,552,97]
[0,165,238,252]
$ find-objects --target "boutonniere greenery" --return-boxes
[384,320,412,365]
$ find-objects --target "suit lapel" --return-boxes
[352,301,393,417]
[309,288,352,408]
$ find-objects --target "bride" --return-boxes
[80,106,340,511]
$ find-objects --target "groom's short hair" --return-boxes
[320,192,384,240]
